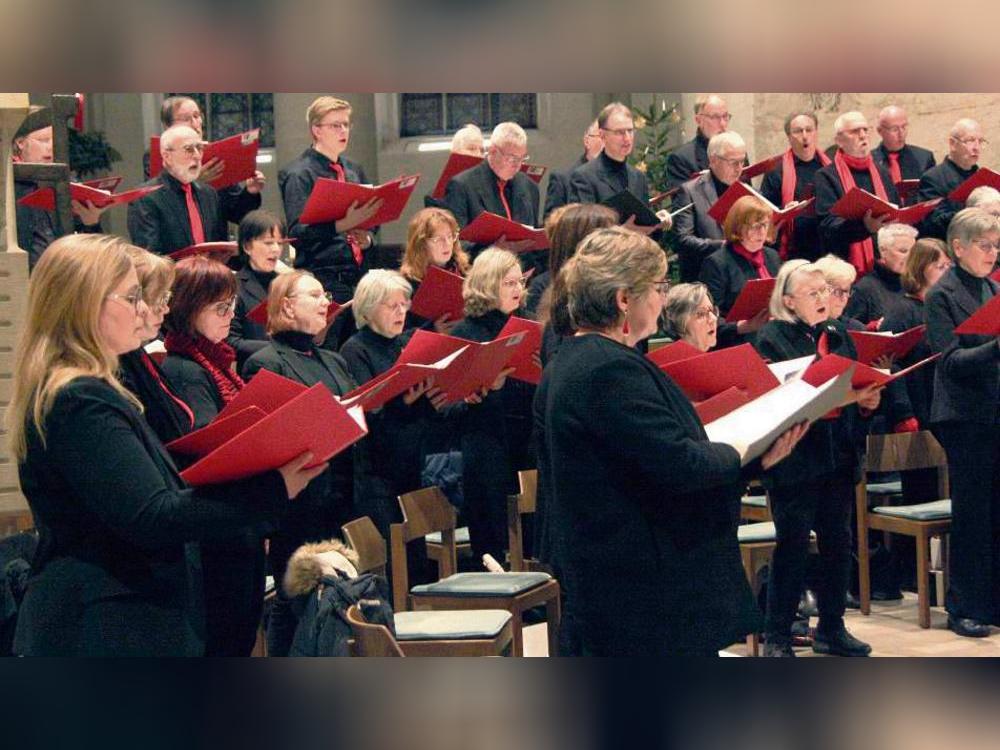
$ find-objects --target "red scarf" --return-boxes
[833,149,888,277]
[778,148,831,260]
[730,242,771,279]
[330,161,364,266]
[163,331,244,404]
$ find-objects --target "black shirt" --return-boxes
[815,160,900,260]
[845,261,906,325]
[918,157,978,241]
[759,154,826,262]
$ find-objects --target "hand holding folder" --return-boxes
[150,130,261,190]
[497,315,543,384]
[848,326,926,365]
[830,188,941,226]
[409,266,465,323]
[18,182,162,212]
[724,278,776,323]
[298,174,420,229]
[458,212,548,251]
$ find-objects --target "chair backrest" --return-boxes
[345,604,404,657]
[391,487,458,611]
[507,470,538,572]
[342,516,387,576]
[865,431,948,473]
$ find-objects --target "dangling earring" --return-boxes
[622,311,630,336]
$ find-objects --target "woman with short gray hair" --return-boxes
[661,282,720,352]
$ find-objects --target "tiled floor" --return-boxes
[522,593,1000,657]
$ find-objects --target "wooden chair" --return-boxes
[345,603,406,657]
[506,470,551,574]
[343,515,514,657]
[391,487,561,657]
[0,510,34,539]
[740,481,772,523]
[856,431,952,629]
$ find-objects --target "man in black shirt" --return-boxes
[671,131,746,282]
[918,118,985,240]
[543,119,601,218]
[665,94,744,190]
[871,105,936,194]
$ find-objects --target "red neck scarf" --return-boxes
[730,242,772,279]
[163,331,244,404]
[330,160,363,266]
[778,148,831,260]
[833,149,888,277]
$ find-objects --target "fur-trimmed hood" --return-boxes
[283,539,360,597]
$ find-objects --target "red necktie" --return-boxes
[180,182,205,245]
[496,179,513,220]
[330,161,363,266]
[886,151,903,186]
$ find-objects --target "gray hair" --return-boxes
[160,124,200,153]
[489,121,527,150]
[770,260,825,323]
[949,118,981,139]
[352,269,412,330]
[876,223,918,251]
[662,283,712,340]
[833,111,866,136]
[813,254,857,288]
[451,124,483,154]
[707,131,746,158]
[966,186,1000,209]
[946,207,1000,259]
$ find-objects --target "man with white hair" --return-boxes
[544,119,602,218]
[450,123,485,157]
[815,111,899,276]
[128,124,228,256]
[966,186,1000,217]
[845,223,917,325]
[871,105,936,194]
[671,130,747,282]
[665,94,746,190]
[918,118,987,240]
[444,120,540,261]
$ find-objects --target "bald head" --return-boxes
[949,118,984,170]
[877,105,909,151]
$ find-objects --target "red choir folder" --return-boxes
[895,179,921,204]
[708,180,815,226]
[341,347,468,412]
[458,212,549,251]
[659,343,780,403]
[724,278,776,323]
[18,182,161,211]
[741,154,782,180]
[848,326,926,365]
[82,176,124,192]
[396,328,468,366]
[149,130,261,190]
[497,315,543,384]
[168,241,239,263]
[429,152,547,200]
[830,188,941,225]
[298,174,421,229]
[215,369,307,422]
[954,293,1000,335]
[991,268,1000,284]
[246,297,350,327]
[179,384,368,486]
[409,266,465,322]
[802,352,940,390]
[948,168,1000,203]
[693,386,751,425]
[165,406,267,457]
[646,340,705,369]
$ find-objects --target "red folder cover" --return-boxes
[439,333,525,403]
[708,180,814,227]
[991,268,1000,284]
[895,179,920,204]
[948,168,1000,203]
[150,130,260,190]
[724,278,776,323]
[429,152,547,200]
[81,176,123,192]
[830,188,941,225]
[848,326,926,365]
[659,343,780,403]
[954,293,1000,335]
[165,406,267,457]
[168,241,239,263]
[458,212,548,251]
[298,174,420,229]
[646,340,705,369]
[396,328,468,366]
[693,386,751,425]
[802,352,940,389]
[179,384,368,486]
[409,266,465,322]
[246,297,350,327]
[215,369,307,421]
[497,315,543,384]
[341,348,467,412]
[18,182,161,211]
[741,154,782,180]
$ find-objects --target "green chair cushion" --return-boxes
[872,499,952,521]
[393,610,511,641]
[867,481,903,496]
[425,527,471,545]
[411,572,551,597]
[738,522,777,543]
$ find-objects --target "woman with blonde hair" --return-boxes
[7,234,322,656]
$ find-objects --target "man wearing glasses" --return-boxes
[871,105,936,201]
[665,94,746,190]
[443,120,540,264]
[918,118,988,240]
[128,124,228,256]
[543,119,602,218]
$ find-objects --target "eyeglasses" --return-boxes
[652,279,671,296]
[288,290,334,303]
[700,113,732,122]
[427,234,457,247]
[494,149,530,166]
[166,143,205,156]
[601,128,635,139]
[106,287,144,313]
[379,299,411,312]
[146,290,173,313]
[692,305,719,321]
[316,121,351,131]
[951,136,988,147]
[880,124,908,134]
[745,221,770,234]
[829,287,852,300]
[584,131,601,140]
[970,239,1000,253]
[501,277,528,290]
[791,286,832,302]
[714,155,745,168]
[210,297,238,317]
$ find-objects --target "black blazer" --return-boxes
[444,159,539,237]
[127,171,228,256]
[568,151,649,205]
[881,295,933,427]
[671,172,726,282]
[161,353,227,429]
[13,377,286,656]
[534,334,759,655]
[699,243,780,349]
[543,154,587,218]
[227,265,274,371]
[664,133,709,189]
[926,267,1000,425]
[871,143,936,181]
[815,160,899,261]
[918,158,978,241]
[844,261,906,325]
[759,155,825,262]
